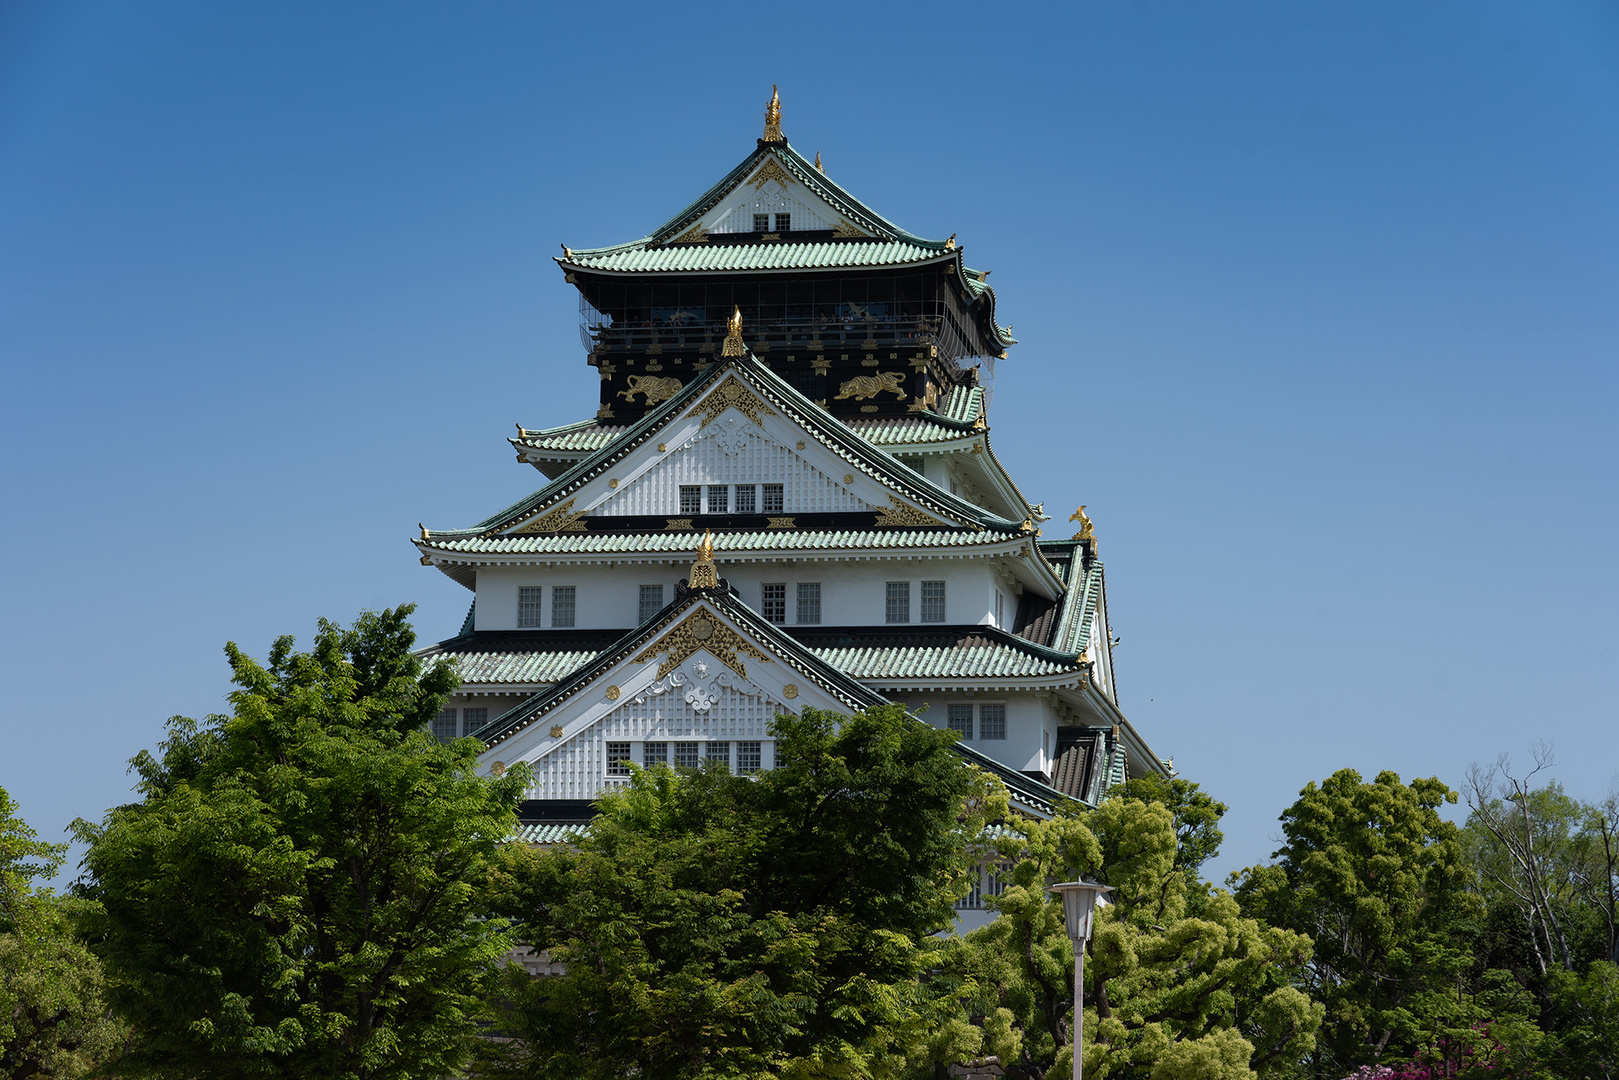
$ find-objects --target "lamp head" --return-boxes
[1048,880,1113,944]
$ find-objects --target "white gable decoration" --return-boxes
[694,154,847,236]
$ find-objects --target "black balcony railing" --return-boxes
[588,316,941,354]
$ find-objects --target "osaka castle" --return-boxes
[412,89,1169,833]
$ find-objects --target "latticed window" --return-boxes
[978,703,1006,740]
[606,742,631,776]
[774,212,791,232]
[644,741,668,766]
[674,742,700,768]
[680,485,702,515]
[947,704,974,740]
[796,582,821,625]
[432,708,457,743]
[921,581,946,623]
[885,581,910,623]
[707,484,729,513]
[762,484,784,514]
[734,484,757,514]
[762,583,786,624]
[737,741,762,774]
[639,584,665,622]
[551,586,575,628]
[706,742,731,769]
[462,707,487,736]
[986,861,1012,899]
[753,213,770,232]
[518,586,544,628]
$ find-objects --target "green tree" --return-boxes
[73,606,527,1080]
[959,796,1321,1080]
[1232,769,1482,1074]
[0,786,124,1079]
[481,703,1005,1080]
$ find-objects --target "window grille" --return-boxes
[432,708,457,743]
[761,583,786,624]
[921,581,946,623]
[986,861,1012,899]
[606,742,631,776]
[674,742,700,768]
[775,212,791,232]
[680,485,702,515]
[956,869,984,910]
[885,581,910,623]
[551,586,575,628]
[644,741,668,766]
[706,742,731,769]
[947,704,973,740]
[518,586,544,628]
[796,582,821,625]
[707,484,729,513]
[462,707,487,736]
[639,584,665,623]
[762,484,784,514]
[979,704,1006,740]
[734,484,757,514]
[753,213,770,232]
[737,741,762,774]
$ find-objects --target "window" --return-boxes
[947,704,974,740]
[551,585,575,628]
[518,586,544,628]
[707,484,729,513]
[680,485,702,515]
[921,581,947,623]
[753,212,770,232]
[706,742,731,768]
[737,741,762,774]
[762,483,784,514]
[639,584,665,622]
[606,742,631,776]
[762,583,786,624]
[462,707,487,737]
[978,703,1006,740]
[734,484,757,514]
[885,581,911,623]
[796,582,821,624]
[433,708,458,743]
[674,742,700,768]
[644,741,668,766]
[774,212,791,232]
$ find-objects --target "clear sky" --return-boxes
[2,2,1615,886]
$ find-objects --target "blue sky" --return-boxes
[2,1,1615,885]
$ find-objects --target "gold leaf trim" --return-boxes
[834,372,907,401]
[832,218,867,238]
[687,375,776,428]
[605,685,621,700]
[767,517,795,529]
[749,156,793,192]
[665,518,694,530]
[516,498,588,534]
[783,684,799,699]
[634,610,772,679]
[874,495,945,528]
[673,224,710,244]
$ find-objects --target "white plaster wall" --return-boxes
[891,692,1058,778]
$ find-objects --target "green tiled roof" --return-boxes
[424,528,1021,557]
[514,420,626,453]
[564,238,949,275]
[425,648,598,684]
[811,640,1079,680]
[512,823,585,844]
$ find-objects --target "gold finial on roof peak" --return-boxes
[763,85,783,142]
[690,529,719,590]
[721,305,745,357]
[1069,505,1096,549]
[815,150,824,174]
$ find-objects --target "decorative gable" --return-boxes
[676,151,868,239]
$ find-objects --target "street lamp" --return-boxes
[1049,880,1113,1080]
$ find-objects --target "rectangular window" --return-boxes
[978,703,1006,740]
[796,582,821,625]
[461,707,487,737]
[680,485,702,515]
[762,483,784,514]
[606,742,631,776]
[432,708,457,743]
[644,741,668,766]
[753,212,770,232]
[737,741,762,774]
[639,584,665,623]
[734,484,757,514]
[706,742,731,769]
[707,484,729,514]
[551,585,575,628]
[947,704,974,740]
[921,581,947,623]
[885,581,911,623]
[775,212,791,232]
[674,741,700,768]
[517,586,544,628]
[761,583,787,624]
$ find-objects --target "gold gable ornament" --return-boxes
[689,529,719,590]
[721,306,746,358]
[634,610,772,679]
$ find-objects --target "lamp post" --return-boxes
[1049,880,1113,1080]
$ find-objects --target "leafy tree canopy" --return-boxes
[72,606,527,1080]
